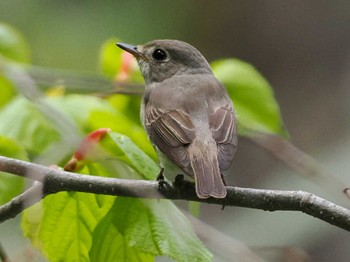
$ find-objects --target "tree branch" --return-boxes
[0,182,43,223]
[0,156,350,231]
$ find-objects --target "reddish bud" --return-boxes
[74,128,111,161]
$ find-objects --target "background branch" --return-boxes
[0,156,350,232]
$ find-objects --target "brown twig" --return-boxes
[0,156,350,231]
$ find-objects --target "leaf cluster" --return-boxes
[0,24,286,261]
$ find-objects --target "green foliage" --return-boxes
[91,198,211,262]
[0,76,16,108]
[0,26,287,262]
[47,94,156,159]
[22,191,115,261]
[99,38,144,124]
[0,23,29,108]
[212,59,287,137]
[102,132,159,180]
[0,97,60,156]
[99,38,143,83]
[0,22,30,63]
[22,133,212,261]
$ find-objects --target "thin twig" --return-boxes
[0,182,43,223]
[0,156,350,231]
[3,61,144,95]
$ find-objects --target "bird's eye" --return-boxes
[152,49,167,61]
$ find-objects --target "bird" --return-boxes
[117,39,237,199]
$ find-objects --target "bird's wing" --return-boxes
[210,104,238,171]
[145,106,196,170]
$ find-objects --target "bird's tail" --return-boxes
[188,138,227,199]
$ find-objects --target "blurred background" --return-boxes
[1,0,350,261]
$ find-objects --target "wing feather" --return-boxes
[210,105,237,171]
[145,106,195,170]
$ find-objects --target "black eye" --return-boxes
[152,49,167,61]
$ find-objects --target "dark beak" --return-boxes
[116,42,143,58]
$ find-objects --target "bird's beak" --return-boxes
[116,42,143,58]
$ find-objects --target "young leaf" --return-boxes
[93,132,211,261]
[101,132,159,180]
[21,190,115,261]
[91,198,212,262]
[90,200,154,262]
[0,97,60,155]
[47,94,156,159]
[211,59,287,137]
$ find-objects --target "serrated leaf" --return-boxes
[211,59,287,137]
[0,97,60,155]
[0,136,27,204]
[92,133,211,261]
[90,203,154,262]
[91,198,212,262]
[0,22,30,63]
[21,191,115,262]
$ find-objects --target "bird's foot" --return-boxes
[156,168,171,192]
[156,167,165,181]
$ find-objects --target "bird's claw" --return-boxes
[156,168,172,192]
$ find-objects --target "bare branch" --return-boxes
[0,156,350,232]
[0,182,43,223]
[2,61,144,96]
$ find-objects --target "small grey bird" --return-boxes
[117,40,237,199]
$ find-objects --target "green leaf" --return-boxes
[0,75,17,108]
[102,132,159,180]
[99,38,143,83]
[0,97,60,156]
[107,94,143,126]
[90,201,154,262]
[0,22,30,63]
[99,38,123,78]
[47,94,156,159]
[93,133,211,261]
[99,38,145,126]
[21,191,115,261]
[0,136,27,205]
[211,59,287,137]
[91,198,212,262]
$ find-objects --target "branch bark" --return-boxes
[1,155,350,232]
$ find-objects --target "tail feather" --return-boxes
[189,139,227,199]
